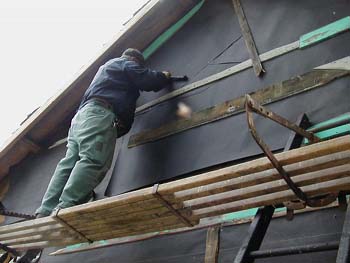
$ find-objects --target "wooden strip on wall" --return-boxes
[129,57,350,147]
[232,0,264,76]
[205,226,221,263]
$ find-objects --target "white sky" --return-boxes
[0,0,148,146]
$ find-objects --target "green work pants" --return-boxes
[36,102,117,216]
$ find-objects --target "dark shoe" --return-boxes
[88,190,96,203]
[16,249,42,263]
[34,213,46,219]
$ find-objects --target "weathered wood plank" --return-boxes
[75,213,181,234]
[61,197,163,221]
[86,220,185,241]
[184,164,350,210]
[129,58,350,147]
[3,230,77,246]
[193,177,350,218]
[158,135,350,194]
[204,226,220,263]
[10,238,79,250]
[1,137,350,250]
[0,224,64,241]
[51,200,342,256]
[0,218,58,235]
[173,150,350,202]
[232,0,264,76]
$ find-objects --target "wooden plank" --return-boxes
[158,136,350,194]
[58,188,153,216]
[1,136,349,250]
[3,230,77,246]
[87,223,185,242]
[173,150,350,202]
[66,205,170,226]
[61,197,162,221]
[129,58,350,147]
[204,226,220,263]
[0,224,64,241]
[232,0,264,76]
[184,164,350,210]
[0,217,58,235]
[51,201,341,256]
[299,16,350,48]
[75,213,180,234]
[10,238,79,251]
[135,17,350,113]
[193,177,350,218]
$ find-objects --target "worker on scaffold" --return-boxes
[17,48,172,263]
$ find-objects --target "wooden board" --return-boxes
[0,136,349,250]
[129,57,350,147]
[232,0,264,76]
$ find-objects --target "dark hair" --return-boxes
[122,48,145,65]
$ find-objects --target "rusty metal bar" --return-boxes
[246,95,320,143]
[244,94,335,207]
[152,184,194,227]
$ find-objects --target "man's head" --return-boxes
[122,48,145,66]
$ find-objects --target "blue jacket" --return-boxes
[79,57,170,135]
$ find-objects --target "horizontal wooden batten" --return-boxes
[129,57,350,147]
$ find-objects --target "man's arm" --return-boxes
[125,61,171,91]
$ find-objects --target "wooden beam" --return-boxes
[173,150,350,202]
[192,177,350,219]
[205,226,221,263]
[158,135,350,194]
[184,164,350,210]
[232,0,264,76]
[129,57,350,147]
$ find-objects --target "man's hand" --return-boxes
[162,71,171,79]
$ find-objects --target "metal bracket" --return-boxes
[152,184,194,227]
[245,94,336,207]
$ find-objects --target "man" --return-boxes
[17,48,171,263]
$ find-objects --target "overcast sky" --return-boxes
[0,0,147,146]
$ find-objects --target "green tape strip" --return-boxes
[143,0,205,59]
[303,113,350,144]
[299,16,350,48]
